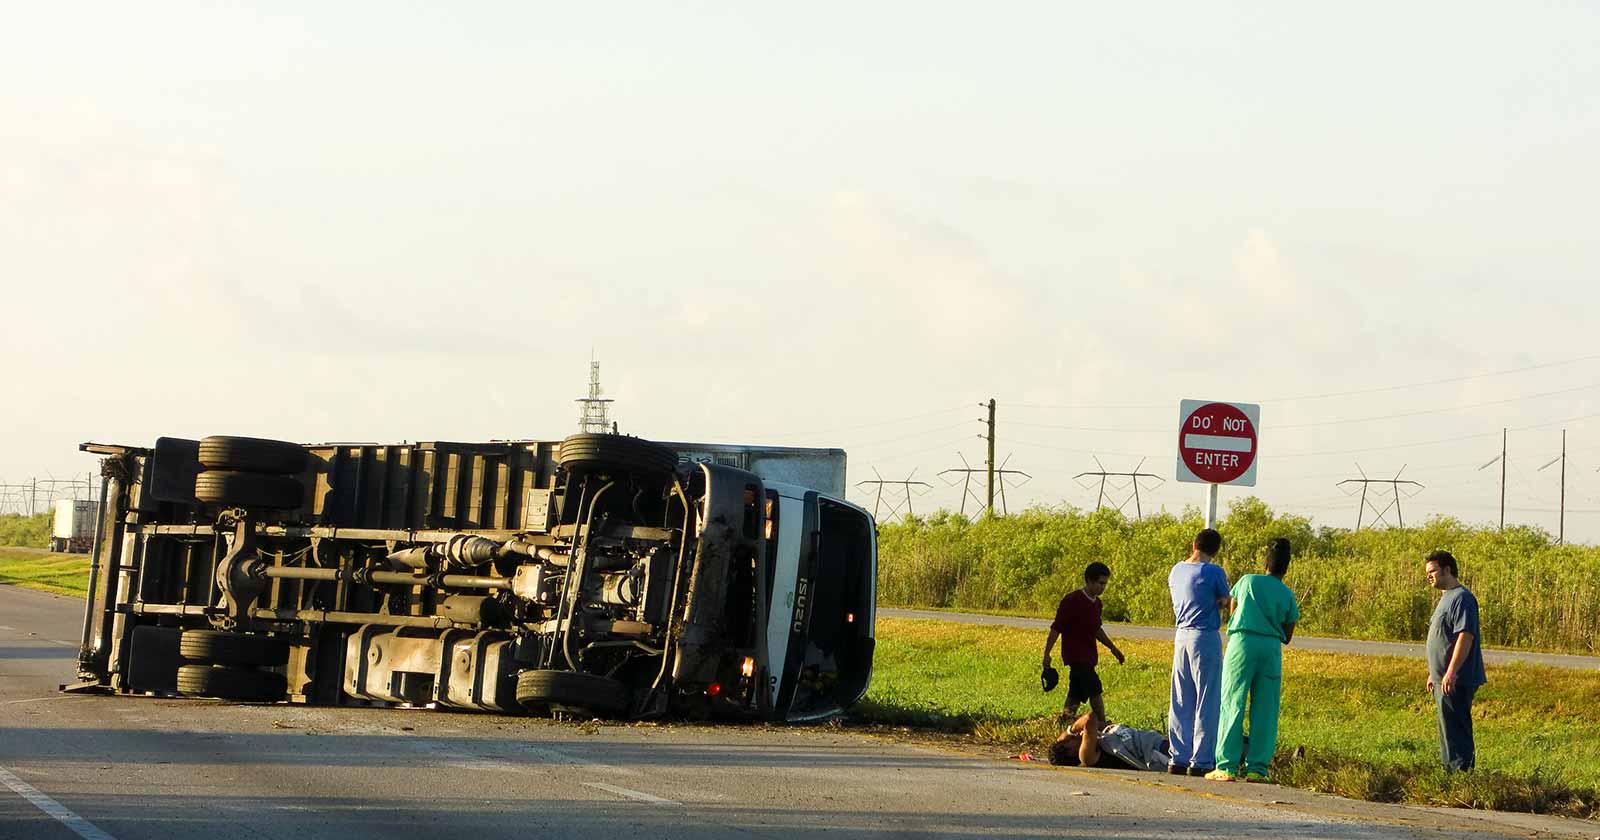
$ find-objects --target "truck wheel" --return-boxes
[198,435,307,474]
[179,630,290,667]
[176,664,287,702]
[194,470,305,510]
[558,434,677,478]
[515,669,630,718]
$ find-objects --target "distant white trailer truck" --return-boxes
[51,499,99,554]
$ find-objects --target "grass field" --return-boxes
[0,549,93,597]
[858,617,1600,818]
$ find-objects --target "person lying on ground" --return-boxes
[1048,713,1172,772]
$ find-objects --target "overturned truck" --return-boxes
[70,434,876,722]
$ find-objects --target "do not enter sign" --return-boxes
[1176,400,1260,486]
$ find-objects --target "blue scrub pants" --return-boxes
[1167,628,1223,770]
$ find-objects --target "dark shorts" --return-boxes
[1066,664,1102,700]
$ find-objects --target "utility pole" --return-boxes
[1073,457,1165,519]
[1337,463,1423,529]
[1477,430,1508,531]
[1537,429,1568,544]
[982,399,996,516]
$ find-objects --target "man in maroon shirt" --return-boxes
[1043,562,1126,723]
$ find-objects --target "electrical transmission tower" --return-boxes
[1073,457,1165,519]
[938,453,990,518]
[856,468,932,523]
[989,454,1031,515]
[0,475,97,516]
[1336,463,1424,529]
[575,359,614,433]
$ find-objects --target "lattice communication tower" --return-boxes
[576,360,614,433]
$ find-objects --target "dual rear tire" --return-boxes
[193,435,307,510]
[558,434,678,479]
[175,630,289,702]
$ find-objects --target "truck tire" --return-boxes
[179,630,290,667]
[175,664,287,702]
[558,434,677,478]
[198,435,307,474]
[515,669,630,718]
[194,470,304,510]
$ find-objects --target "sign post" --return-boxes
[1175,400,1261,528]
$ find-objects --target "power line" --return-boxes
[852,436,982,463]
[755,406,968,440]
[1011,352,1600,411]
[1011,380,1600,435]
[1273,381,1600,430]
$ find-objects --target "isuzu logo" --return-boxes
[791,577,810,633]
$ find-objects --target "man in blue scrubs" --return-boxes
[1166,528,1230,776]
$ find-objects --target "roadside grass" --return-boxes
[0,549,92,597]
[860,616,1600,819]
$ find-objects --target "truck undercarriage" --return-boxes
[71,433,876,723]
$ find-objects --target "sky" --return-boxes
[3,2,1599,540]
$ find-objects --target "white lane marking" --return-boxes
[0,696,70,706]
[582,782,678,806]
[395,736,639,777]
[0,765,117,840]
[1183,433,1253,453]
[50,639,77,647]
[0,625,14,630]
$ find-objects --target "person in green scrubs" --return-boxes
[1206,538,1299,782]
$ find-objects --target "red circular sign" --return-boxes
[1179,402,1257,484]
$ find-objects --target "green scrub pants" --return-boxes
[1214,632,1282,775]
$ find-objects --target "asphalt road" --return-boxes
[1,586,1594,840]
[879,608,1600,670]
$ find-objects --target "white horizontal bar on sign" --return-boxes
[1183,434,1253,453]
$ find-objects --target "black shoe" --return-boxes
[1167,763,1189,776]
[1187,766,1210,777]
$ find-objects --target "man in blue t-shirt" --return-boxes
[1165,528,1231,776]
[1425,550,1486,771]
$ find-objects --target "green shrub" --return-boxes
[879,499,1600,654]
[0,513,50,548]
